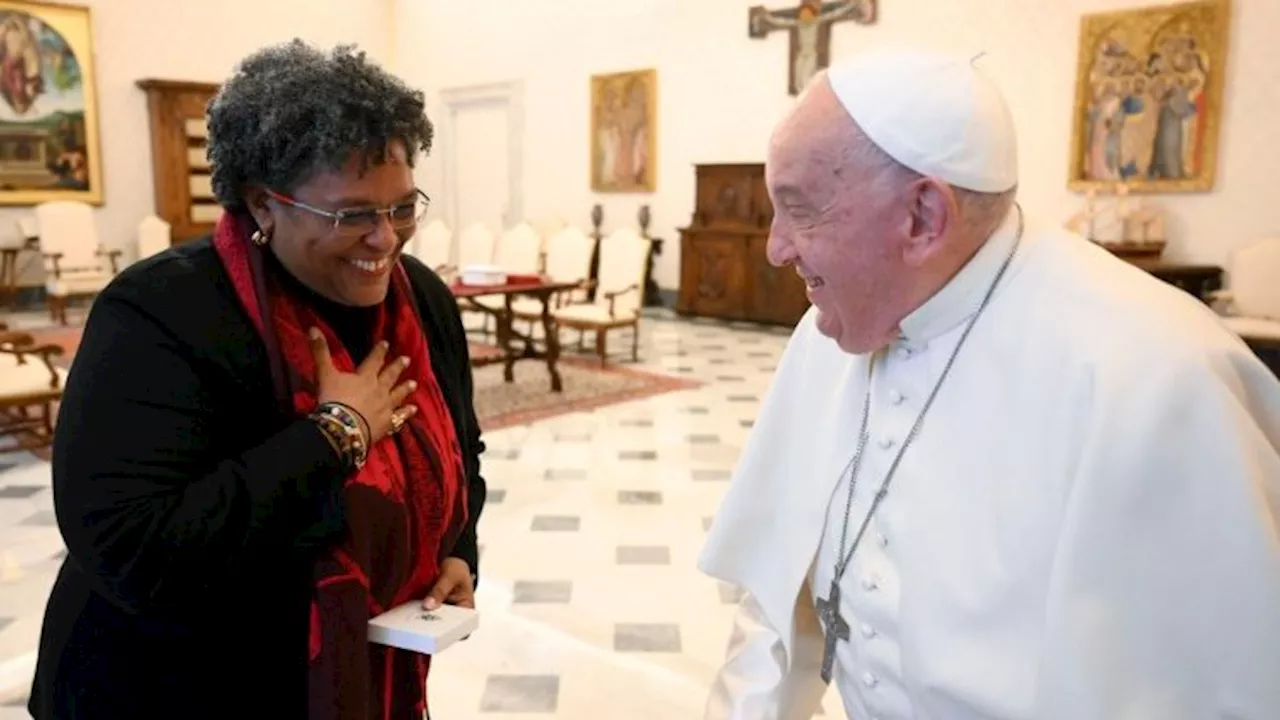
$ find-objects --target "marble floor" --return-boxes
[0,308,850,719]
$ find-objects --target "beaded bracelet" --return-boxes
[310,402,369,471]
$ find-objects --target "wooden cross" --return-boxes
[748,0,878,96]
[815,578,850,683]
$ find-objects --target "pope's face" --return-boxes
[764,83,908,355]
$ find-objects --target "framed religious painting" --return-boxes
[1067,0,1230,194]
[0,0,103,205]
[590,68,656,193]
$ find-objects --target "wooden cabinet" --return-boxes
[676,163,809,326]
[136,79,222,243]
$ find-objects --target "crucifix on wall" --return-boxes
[748,0,878,96]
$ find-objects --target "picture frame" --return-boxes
[0,0,103,205]
[1066,0,1230,194]
[590,68,656,193]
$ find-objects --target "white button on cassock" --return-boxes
[861,576,878,591]
[878,437,894,449]
[888,389,905,405]
[863,671,879,688]
[861,622,876,638]
[877,532,889,548]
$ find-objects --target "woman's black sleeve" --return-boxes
[51,289,347,612]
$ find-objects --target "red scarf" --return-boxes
[214,213,468,719]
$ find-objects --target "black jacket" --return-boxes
[29,237,486,718]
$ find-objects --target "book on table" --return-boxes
[368,601,479,655]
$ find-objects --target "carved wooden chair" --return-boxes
[548,228,651,365]
[0,326,66,452]
[36,201,120,325]
[1211,237,1280,348]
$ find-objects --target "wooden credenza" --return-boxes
[675,163,809,326]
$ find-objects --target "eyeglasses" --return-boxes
[265,188,430,236]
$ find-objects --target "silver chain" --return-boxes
[832,204,1024,583]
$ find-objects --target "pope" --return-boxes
[699,47,1280,719]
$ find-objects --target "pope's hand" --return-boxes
[423,557,475,610]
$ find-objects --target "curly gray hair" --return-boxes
[206,39,434,213]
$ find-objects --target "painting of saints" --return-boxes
[590,69,656,193]
[1068,0,1229,193]
[0,1,101,204]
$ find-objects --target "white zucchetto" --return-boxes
[826,48,1018,193]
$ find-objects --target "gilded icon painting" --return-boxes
[1068,0,1230,194]
[590,69,656,193]
[0,0,102,205]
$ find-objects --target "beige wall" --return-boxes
[6,0,392,286]
[396,0,1280,291]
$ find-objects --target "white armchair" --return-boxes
[473,222,543,317]
[136,215,172,260]
[0,325,66,452]
[457,222,497,269]
[511,224,596,319]
[36,200,119,325]
[550,227,651,364]
[1212,238,1280,345]
[493,221,543,275]
[410,219,455,277]
[456,223,498,334]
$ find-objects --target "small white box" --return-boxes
[460,264,507,286]
[368,602,479,655]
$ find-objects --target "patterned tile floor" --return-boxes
[0,307,850,718]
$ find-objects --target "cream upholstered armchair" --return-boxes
[550,227,651,365]
[455,223,498,333]
[493,221,543,275]
[1211,238,1280,346]
[456,222,497,269]
[0,324,66,452]
[36,200,119,325]
[472,222,542,316]
[512,224,597,319]
[410,219,455,277]
[136,215,172,261]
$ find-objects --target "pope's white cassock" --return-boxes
[699,49,1280,720]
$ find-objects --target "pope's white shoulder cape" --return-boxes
[699,219,1280,718]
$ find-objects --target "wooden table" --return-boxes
[451,277,580,393]
[0,247,18,308]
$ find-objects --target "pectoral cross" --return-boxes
[815,578,850,684]
[748,0,878,96]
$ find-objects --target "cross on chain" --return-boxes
[815,577,850,683]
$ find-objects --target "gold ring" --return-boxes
[389,408,410,434]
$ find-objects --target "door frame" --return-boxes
[436,79,525,264]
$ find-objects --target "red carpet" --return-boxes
[23,325,700,432]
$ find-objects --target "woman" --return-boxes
[28,40,486,719]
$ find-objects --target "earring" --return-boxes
[251,228,270,246]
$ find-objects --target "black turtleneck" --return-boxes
[261,248,380,363]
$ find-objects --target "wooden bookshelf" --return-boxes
[136,79,222,243]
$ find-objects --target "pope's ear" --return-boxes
[901,177,956,266]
